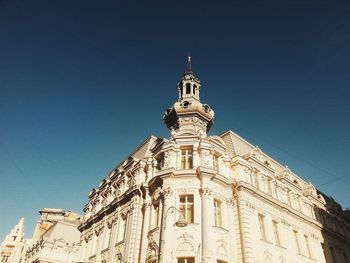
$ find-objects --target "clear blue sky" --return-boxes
[1,0,350,239]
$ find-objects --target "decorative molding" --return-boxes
[199,187,212,196]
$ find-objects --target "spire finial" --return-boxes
[185,55,193,74]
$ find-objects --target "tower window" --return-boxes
[193,84,197,95]
[186,83,191,94]
[181,147,193,169]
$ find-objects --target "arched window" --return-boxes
[193,85,196,95]
[179,82,183,98]
[186,83,191,94]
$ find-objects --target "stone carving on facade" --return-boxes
[176,241,194,252]
[113,182,122,197]
[127,172,136,188]
[290,193,300,210]
[162,186,173,198]
[264,250,273,263]
[88,255,96,263]
[163,150,171,168]
[279,256,286,263]
[201,149,212,168]
[302,201,314,218]
[303,183,317,197]
[94,223,104,237]
[199,187,212,196]
[245,201,256,212]
[250,146,264,162]
[259,173,270,194]
[115,243,125,262]
[226,198,235,207]
[147,242,158,260]
[216,243,228,262]
[177,232,194,242]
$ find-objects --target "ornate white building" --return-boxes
[77,58,350,263]
[24,208,81,263]
[0,208,82,263]
[0,218,27,263]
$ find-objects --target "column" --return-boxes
[139,188,152,263]
[226,198,236,263]
[201,187,215,263]
[159,187,173,263]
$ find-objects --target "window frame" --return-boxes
[294,230,301,254]
[179,195,194,223]
[177,257,195,263]
[214,199,222,227]
[272,220,280,246]
[181,147,193,170]
[258,214,267,241]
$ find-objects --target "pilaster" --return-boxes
[139,188,152,263]
[200,187,215,263]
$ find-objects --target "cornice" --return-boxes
[236,182,321,229]
[78,186,142,232]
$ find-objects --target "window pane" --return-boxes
[178,258,195,263]
[188,156,193,169]
[258,214,266,240]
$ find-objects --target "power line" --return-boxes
[234,126,350,187]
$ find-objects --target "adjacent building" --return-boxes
[0,208,81,263]
[77,58,350,263]
[24,208,82,263]
[0,218,27,263]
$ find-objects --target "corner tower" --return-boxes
[163,57,214,138]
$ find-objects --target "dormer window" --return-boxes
[186,83,191,94]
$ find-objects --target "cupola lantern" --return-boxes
[163,57,214,138]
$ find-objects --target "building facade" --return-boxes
[0,218,27,263]
[24,208,81,263]
[77,58,350,263]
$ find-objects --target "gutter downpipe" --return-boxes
[233,183,246,263]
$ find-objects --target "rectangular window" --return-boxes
[178,257,194,263]
[179,195,194,223]
[304,235,312,258]
[214,199,222,227]
[154,205,159,228]
[294,230,301,254]
[258,214,267,240]
[272,221,280,246]
[213,155,219,171]
[116,217,127,243]
[181,148,193,169]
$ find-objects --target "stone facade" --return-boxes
[1,209,82,263]
[23,208,81,263]
[0,218,27,263]
[77,57,350,263]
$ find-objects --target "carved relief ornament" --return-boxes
[199,187,212,196]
